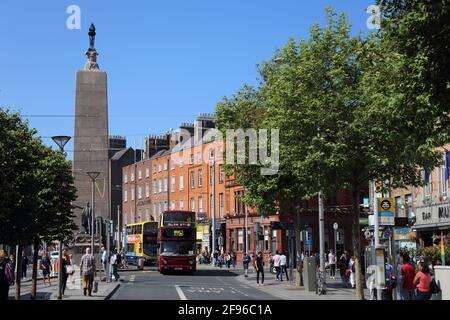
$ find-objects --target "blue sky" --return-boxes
[0,0,375,155]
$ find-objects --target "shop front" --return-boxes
[413,202,450,247]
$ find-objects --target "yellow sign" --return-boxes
[378,198,394,212]
[174,230,184,237]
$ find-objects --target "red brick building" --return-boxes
[121,113,369,262]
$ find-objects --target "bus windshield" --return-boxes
[160,241,196,256]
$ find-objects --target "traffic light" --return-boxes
[336,231,340,242]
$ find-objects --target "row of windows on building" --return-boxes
[422,166,449,200]
[123,149,223,183]
[390,166,450,220]
[123,194,226,224]
[124,166,225,200]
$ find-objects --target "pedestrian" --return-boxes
[61,249,71,297]
[109,250,121,281]
[279,251,289,281]
[254,251,265,286]
[400,254,416,300]
[231,252,236,268]
[328,249,336,279]
[349,256,356,288]
[0,250,14,301]
[213,250,218,267]
[80,248,96,296]
[383,258,395,300]
[226,252,231,269]
[338,253,348,287]
[21,251,29,279]
[273,251,281,280]
[243,252,251,277]
[413,261,432,300]
[101,246,107,273]
[41,252,52,286]
[8,254,15,286]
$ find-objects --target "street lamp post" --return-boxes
[318,191,326,281]
[211,158,216,257]
[87,172,100,256]
[51,135,71,300]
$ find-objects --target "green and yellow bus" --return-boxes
[124,220,158,265]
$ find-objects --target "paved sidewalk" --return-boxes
[8,276,120,300]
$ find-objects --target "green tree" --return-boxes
[216,7,450,300]
[0,108,77,299]
[30,146,77,299]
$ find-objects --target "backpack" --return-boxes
[116,253,122,265]
[387,274,397,289]
[430,278,441,294]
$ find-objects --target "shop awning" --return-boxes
[412,222,450,231]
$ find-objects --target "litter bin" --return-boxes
[138,258,144,270]
[302,257,316,292]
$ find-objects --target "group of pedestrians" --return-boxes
[396,254,438,300]
[101,246,121,282]
[271,251,289,281]
[212,249,237,269]
[337,250,357,288]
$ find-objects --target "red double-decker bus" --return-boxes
[158,210,197,274]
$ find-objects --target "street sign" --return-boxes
[383,229,391,238]
[359,218,369,225]
[378,198,395,226]
[270,221,294,230]
[395,217,409,227]
[378,198,394,212]
[333,222,338,230]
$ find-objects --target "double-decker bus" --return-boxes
[158,210,197,274]
[125,220,158,265]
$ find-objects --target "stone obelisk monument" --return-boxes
[73,24,110,236]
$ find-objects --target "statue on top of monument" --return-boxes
[81,202,92,234]
[84,23,100,71]
[88,23,96,50]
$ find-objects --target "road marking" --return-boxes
[129,275,135,282]
[175,285,187,300]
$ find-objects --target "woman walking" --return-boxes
[413,261,432,300]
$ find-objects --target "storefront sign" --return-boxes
[394,227,416,241]
[415,202,450,228]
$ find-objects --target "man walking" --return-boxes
[328,249,336,279]
[109,250,120,281]
[254,251,265,286]
[80,248,96,296]
[279,251,289,281]
[243,252,251,277]
[400,254,416,300]
[21,251,29,280]
[273,251,281,280]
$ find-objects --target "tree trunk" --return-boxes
[295,212,303,286]
[15,244,23,300]
[351,185,365,300]
[31,238,39,300]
